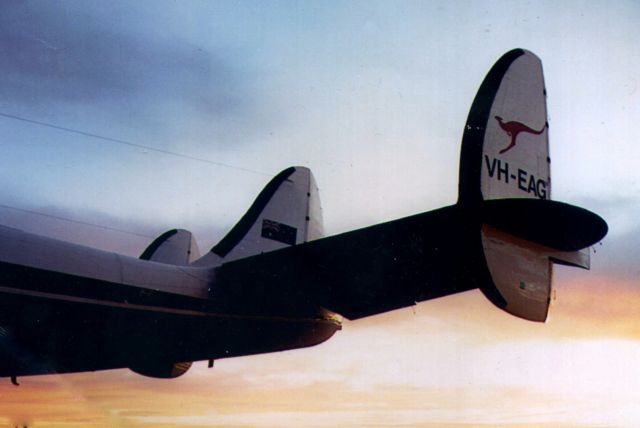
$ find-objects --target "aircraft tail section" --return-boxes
[458,49,606,321]
[193,166,324,266]
[213,50,606,324]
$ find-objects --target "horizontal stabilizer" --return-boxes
[550,248,590,269]
[216,206,479,320]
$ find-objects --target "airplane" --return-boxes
[0,49,607,383]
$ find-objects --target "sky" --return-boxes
[0,0,639,426]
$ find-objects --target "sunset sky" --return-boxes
[1,1,640,426]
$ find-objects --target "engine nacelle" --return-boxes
[130,361,192,379]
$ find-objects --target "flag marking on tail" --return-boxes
[261,219,297,245]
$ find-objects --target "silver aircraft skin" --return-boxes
[0,49,607,382]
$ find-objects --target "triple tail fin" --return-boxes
[140,229,200,265]
[459,49,550,204]
[192,166,323,266]
[458,49,607,321]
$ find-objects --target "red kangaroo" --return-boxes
[495,115,547,154]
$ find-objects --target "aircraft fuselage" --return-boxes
[0,226,340,377]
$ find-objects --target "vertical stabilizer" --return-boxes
[192,166,323,266]
[457,49,601,322]
[459,49,550,204]
[140,229,200,265]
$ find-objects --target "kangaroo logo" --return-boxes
[495,116,547,154]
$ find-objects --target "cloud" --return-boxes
[0,2,268,148]
[0,3,231,104]
[0,197,228,257]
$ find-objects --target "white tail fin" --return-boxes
[458,49,606,321]
[459,49,550,204]
[140,229,200,265]
[192,166,323,266]
[481,52,550,201]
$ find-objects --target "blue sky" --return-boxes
[1,1,640,426]
[1,1,638,240]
